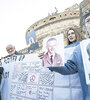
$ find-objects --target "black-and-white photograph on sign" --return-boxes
[42,34,64,67]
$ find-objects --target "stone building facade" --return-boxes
[20,4,81,54]
[19,0,90,54]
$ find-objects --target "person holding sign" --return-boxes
[63,27,84,100]
[48,11,90,100]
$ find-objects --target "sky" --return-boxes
[0,0,83,58]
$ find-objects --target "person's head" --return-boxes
[83,11,90,35]
[86,43,90,61]
[46,38,57,55]
[67,27,81,44]
[6,44,16,55]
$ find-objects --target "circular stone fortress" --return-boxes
[19,0,90,54]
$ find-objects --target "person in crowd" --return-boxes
[42,38,63,67]
[65,27,85,58]
[64,27,85,100]
[0,44,23,100]
[48,11,90,100]
[67,27,84,44]
[6,44,23,56]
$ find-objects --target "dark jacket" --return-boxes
[14,51,23,55]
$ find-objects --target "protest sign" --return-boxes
[42,34,64,67]
[80,39,90,84]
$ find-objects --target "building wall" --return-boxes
[19,3,89,54]
[35,18,80,52]
[19,4,81,54]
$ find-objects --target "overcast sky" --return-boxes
[0,0,83,58]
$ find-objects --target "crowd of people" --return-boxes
[0,8,90,100]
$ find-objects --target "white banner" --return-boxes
[80,39,90,85]
[0,53,82,100]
